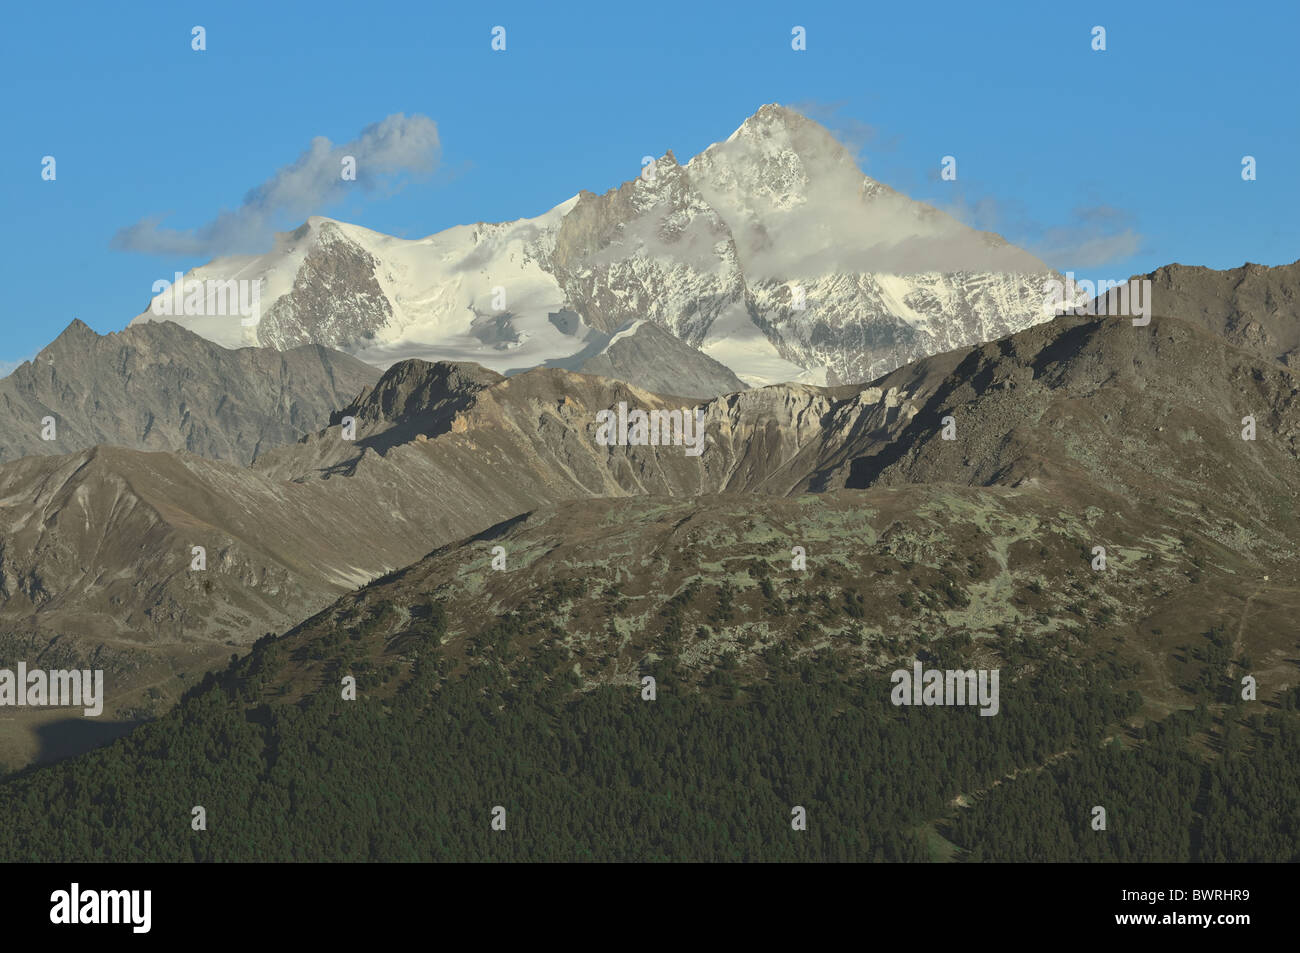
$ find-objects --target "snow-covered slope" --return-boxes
[131,104,1072,388]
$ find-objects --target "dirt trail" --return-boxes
[949,746,1077,808]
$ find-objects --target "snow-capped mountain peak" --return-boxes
[131,104,1065,389]
[687,103,1048,279]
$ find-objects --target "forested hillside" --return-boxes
[1,493,1294,862]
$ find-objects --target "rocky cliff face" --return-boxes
[546,152,751,344]
[255,221,396,350]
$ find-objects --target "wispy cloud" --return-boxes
[787,99,900,166]
[789,103,1140,270]
[1035,218,1142,269]
[938,190,1142,270]
[111,114,440,257]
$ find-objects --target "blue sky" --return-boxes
[2,0,1297,369]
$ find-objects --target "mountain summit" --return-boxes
[686,103,1046,276]
[0,319,378,465]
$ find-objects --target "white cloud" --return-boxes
[112,113,440,257]
[938,191,1143,270]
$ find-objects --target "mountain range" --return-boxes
[1,258,1298,859]
[128,105,1065,388]
[1,257,1298,770]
